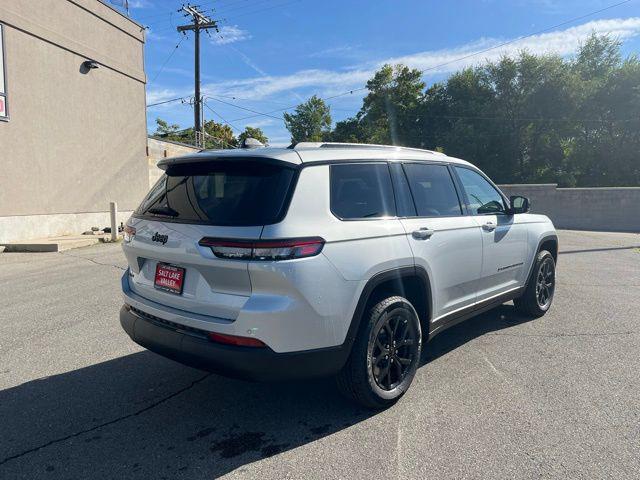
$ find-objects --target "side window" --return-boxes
[454,166,505,215]
[389,163,417,217]
[403,163,462,217]
[330,163,395,219]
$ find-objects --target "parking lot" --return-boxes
[0,230,638,479]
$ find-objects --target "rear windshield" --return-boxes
[135,161,297,226]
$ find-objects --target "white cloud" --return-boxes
[201,18,640,100]
[147,17,640,113]
[200,68,371,102]
[129,0,153,9]
[307,45,357,59]
[223,43,269,77]
[146,88,183,108]
[266,135,294,147]
[513,0,617,15]
[386,17,640,75]
[213,25,252,45]
[245,118,275,128]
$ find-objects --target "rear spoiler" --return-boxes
[156,151,302,171]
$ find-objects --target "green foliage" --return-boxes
[358,64,425,145]
[152,118,238,149]
[238,126,269,145]
[327,117,370,143]
[321,34,639,187]
[154,118,181,136]
[202,120,237,149]
[283,95,332,143]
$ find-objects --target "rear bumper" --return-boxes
[120,305,349,381]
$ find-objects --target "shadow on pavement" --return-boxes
[422,304,535,365]
[0,304,531,479]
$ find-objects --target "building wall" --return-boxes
[499,184,640,233]
[147,138,199,188]
[0,0,147,242]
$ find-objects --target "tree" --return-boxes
[238,126,269,145]
[327,117,370,143]
[152,118,238,149]
[154,118,181,136]
[283,95,332,143]
[323,34,639,187]
[358,64,425,145]
[576,33,621,81]
[203,120,237,149]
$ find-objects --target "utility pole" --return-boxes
[177,4,219,148]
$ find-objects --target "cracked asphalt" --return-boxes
[1,230,639,479]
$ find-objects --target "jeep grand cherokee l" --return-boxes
[120,142,557,408]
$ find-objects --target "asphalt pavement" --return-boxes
[0,230,639,479]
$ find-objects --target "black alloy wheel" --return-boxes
[535,256,555,309]
[370,308,419,391]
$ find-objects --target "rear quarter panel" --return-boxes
[261,164,415,345]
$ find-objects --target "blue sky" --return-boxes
[115,0,640,146]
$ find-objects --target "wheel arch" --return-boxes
[343,266,432,351]
[539,236,558,261]
[523,233,558,289]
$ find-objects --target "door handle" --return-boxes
[482,221,497,232]
[412,228,435,240]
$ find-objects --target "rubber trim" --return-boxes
[427,287,525,339]
[522,233,559,289]
[343,266,432,349]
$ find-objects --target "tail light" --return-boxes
[123,225,136,243]
[208,332,266,348]
[199,237,325,261]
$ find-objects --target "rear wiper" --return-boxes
[148,205,179,217]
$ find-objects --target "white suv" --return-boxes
[120,142,557,408]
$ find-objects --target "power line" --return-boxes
[206,96,285,120]
[341,112,638,123]
[225,0,635,123]
[200,0,274,17]
[134,6,178,22]
[149,34,186,84]
[323,0,636,103]
[177,4,221,147]
[146,0,306,35]
[146,96,191,108]
[147,0,635,132]
[203,101,242,131]
[211,93,295,107]
[219,0,303,20]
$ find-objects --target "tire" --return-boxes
[336,296,422,409]
[514,249,556,318]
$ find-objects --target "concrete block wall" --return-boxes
[499,184,640,233]
[147,138,199,188]
[0,210,133,244]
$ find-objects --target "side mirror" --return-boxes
[508,195,530,214]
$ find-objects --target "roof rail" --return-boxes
[292,142,444,155]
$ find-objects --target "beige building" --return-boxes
[147,137,199,189]
[0,0,148,243]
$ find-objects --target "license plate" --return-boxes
[154,263,185,295]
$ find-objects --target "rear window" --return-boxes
[135,161,297,226]
[330,163,395,219]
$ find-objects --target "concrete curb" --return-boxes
[1,237,100,253]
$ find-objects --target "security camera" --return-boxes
[82,60,100,70]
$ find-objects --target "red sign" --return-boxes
[154,263,185,295]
